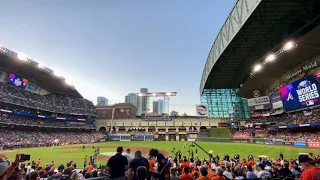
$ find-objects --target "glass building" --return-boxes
[201,89,250,119]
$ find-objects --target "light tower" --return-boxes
[137,92,177,115]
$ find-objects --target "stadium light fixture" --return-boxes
[265,54,275,63]
[283,41,294,51]
[253,64,262,72]
[152,93,156,96]
[166,92,172,96]
[17,53,27,61]
[138,93,143,96]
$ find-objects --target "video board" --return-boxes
[280,75,320,111]
[8,73,28,89]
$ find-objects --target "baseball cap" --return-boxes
[298,155,314,164]
[0,159,9,177]
[62,168,72,176]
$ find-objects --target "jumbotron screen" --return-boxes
[280,75,320,111]
[8,73,28,89]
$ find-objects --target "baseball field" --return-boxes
[1,141,319,167]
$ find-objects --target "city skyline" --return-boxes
[0,0,235,115]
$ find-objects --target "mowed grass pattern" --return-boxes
[2,141,319,167]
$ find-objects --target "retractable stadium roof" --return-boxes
[200,0,320,96]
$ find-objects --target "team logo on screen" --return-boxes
[296,80,319,105]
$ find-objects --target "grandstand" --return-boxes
[0,45,101,149]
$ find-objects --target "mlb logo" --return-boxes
[306,100,314,106]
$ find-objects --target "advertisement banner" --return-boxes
[123,122,131,127]
[166,122,174,126]
[196,105,208,117]
[149,122,157,126]
[115,122,123,126]
[157,122,165,126]
[140,122,149,127]
[284,142,293,146]
[255,140,265,144]
[183,122,191,126]
[132,122,140,127]
[307,142,320,148]
[272,101,284,109]
[248,96,270,106]
[265,141,275,145]
[294,142,307,147]
[175,122,182,126]
[280,75,320,111]
[275,141,284,145]
[249,104,272,110]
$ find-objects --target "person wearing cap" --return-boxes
[0,154,25,180]
[299,154,320,180]
[59,168,72,180]
[107,146,128,180]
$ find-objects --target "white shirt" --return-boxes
[257,170,271,179]
[223,171,233,180]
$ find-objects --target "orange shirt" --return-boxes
[180,162,190,172]
[37,160,41,165]
[179,173,193,180]
[211,175,226,180]
[198,176,211,180]
[300,167,320,180]
[87,164,94,173]
[148,159,155,172]
[248,160,255,167]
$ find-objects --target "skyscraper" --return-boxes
[97,97,108,105]
[152,101,158,113]
[157,99,164,114]
[137,88,149,115]
[125,93,138,107]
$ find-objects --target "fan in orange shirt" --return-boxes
[247,159,255,167]
[180,159,190,172]
[179,167,193,180]
[299,155,320,180]
[198,167,211,180]
[87,163,94,174]
[211,168,226,180]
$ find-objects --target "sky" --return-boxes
[0,0,235,115]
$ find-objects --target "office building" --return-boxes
[125,93,138,107]
[137,88,149,116]
[153,101,157,113]
[157,99,164,114]
[97,97,108,106]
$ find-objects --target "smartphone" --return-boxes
[19,154,31,161]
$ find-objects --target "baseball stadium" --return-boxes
[1,0,320,180]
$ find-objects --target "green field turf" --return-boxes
[2,141,319,167]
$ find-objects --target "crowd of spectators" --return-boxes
[269,132,320,142]
[0,129,104,149]
[0,82,95,115]
[0,113,95,129]
[233,131,251,138]
[248,109,320,125]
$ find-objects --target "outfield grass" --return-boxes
[2,141,319,167]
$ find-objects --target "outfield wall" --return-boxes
[103,134,320,149]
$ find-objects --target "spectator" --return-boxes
[170,168,178,180]
[136,166,147,180]
[245,166,256,179]
[198,167,210,180]
[107,147,128,180]
[212,168,225,180]
[299,155,320,180]
[128,151,149,180]
[178,167,193,180]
